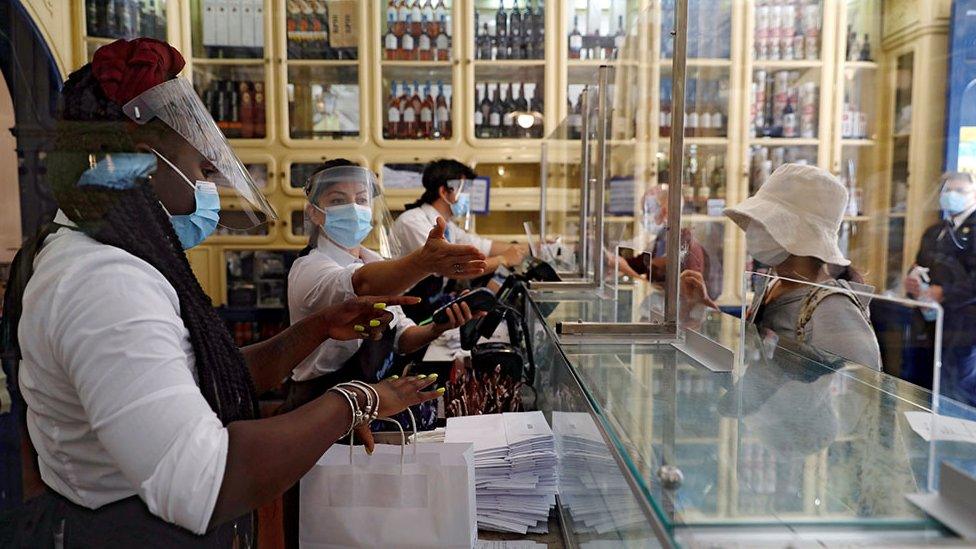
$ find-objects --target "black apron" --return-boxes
[5,489,250,549]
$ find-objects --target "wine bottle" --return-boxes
[436,81,451,138]
[474,83,485,133]
[410,0,422,36]
[385,12,399,60]
[401,15,415,60]
[420,81,435,138]
[418,16,433,61]
[400,82,417,138]
[435,15,451,61]
[240,82,255,139]
[613,15,626,57]
[860,34,871,62]
[782,96,797,138]
[421,0,435,29]
[410,81,424,138]
[387,80,401,138]
[569,16,582,59]
[479,83,493,138]
[496,0,508,38]
[501,83,515,137]
[489,83,503,138]
[253,82,266,138]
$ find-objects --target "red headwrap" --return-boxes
[91,38,186,106]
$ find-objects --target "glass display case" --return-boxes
[82,0,169,60]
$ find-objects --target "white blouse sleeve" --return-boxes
[453,227,494,256]
[393,210,434,257]
[51,259,229,535]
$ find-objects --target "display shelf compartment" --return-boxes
[660,58,734,68]
[472,59,547,67]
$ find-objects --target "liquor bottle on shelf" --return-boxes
[398,0,410,31]
[860,34,871,62]
[569,92,583,140]
[496,1,508,40]
[240,82,255,139]
[846,24,856,62]
[435,80,451,138]
[478,83,493,138]
[386,80,401,138]
[434,0,448,27]
[660,77,672,137]
[410,0,422,36]
[782,97,797,138]
[489,83,504,138]
[613,16,626,58]
[400,82,417,138]
[384,12,400,60]
[420,81,435,137]
[410,81,424,138]
[474,84,485,135]
[529,82,543,137]
[569,16,583,60]
[421,0,434,26]
[477,22,493,60]
[685,80,698,138]
[501,83,515,137]
[401,15,416,59]
[253,82,266,138]
[435,15,451,60]
[418,16,434,60]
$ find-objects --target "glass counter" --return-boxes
[525,286,973,546]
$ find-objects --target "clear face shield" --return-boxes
[304,166,399,257]
[445,178,473,231]
[121,77,277,229]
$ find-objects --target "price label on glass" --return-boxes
[470,176,490,214]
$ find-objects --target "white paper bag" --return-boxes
[300,441,477,548]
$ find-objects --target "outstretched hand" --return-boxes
[418,217,488,279]
[352,374,444,453]
[320,295,421,341]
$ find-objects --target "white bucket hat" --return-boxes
[724,163,850,266]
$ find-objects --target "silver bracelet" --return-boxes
[327,386,363,438]
[346,381,380,422]
[340,381,372,417]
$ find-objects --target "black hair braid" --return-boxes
[89,185,258,424]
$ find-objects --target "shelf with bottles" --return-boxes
[747,144,818,194]
[192,64,269,141]
[472,74,545,141]
[84,0,169,41]
[836,61,877,142]
[285,65,360,142]
[658,144,730,217]
[749,67,822,140]
[224,249,299,312]
[566,0,634,63]
[381,0,454,63]
[751,0,824,63]
[473,0,545,62]
[659,68,731,140]
[190,0,267,60]
[283,0,360,61]
[841,1,878,66]
[381,75,455,142]
[660,0,733,60]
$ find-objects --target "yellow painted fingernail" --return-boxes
[417,374,427,379]
[366,447,374,455]
[436,387,446,394]
[354,325,365,332]
[373,302,386,310]
[369,319,380,327]
[429,373,438,380]
[391,375,399,380]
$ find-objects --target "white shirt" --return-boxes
[391,203,493,258]
[17,212,226,535]
[287,235,415,381]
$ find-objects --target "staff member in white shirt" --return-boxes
[284,158,488,410]
[1,39,438,547]
[391,159,527,319]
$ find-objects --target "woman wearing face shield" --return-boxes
[714,163,882,371]
[390,160,528,319]
[0,39,440,546]
[904,172,976,405]
[283,158,488,411]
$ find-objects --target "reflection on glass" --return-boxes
[662,0,732,59]
[381,163,427,190]
[214,210,269,237]
[747,145,816,195]
[225,250,298,311]
[244,163,269,190]
[290,162,325,190]
[658,146,727,216]
[291,210,306,237]
[661,68,729,138]
[193,65,267,139]
[288,66,360,139]
[565,0,631,61]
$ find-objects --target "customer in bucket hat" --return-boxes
[723,163,882,371]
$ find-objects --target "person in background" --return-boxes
[284,158,487,411]
[391,159,527,319]
[904,172,976,406]
[618,184,712,295]
[0,39,438,546]
[719,164,882,370]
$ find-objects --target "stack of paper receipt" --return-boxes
[445,411,558,534]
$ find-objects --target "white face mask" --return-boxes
[746,222,791,267]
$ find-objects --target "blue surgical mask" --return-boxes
[321,203,373,248]
[451,193,470,218]
[152,148,221,250]
[169,182,221,250]
[940,190,972,215]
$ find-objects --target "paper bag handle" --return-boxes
[348,408,420,469]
